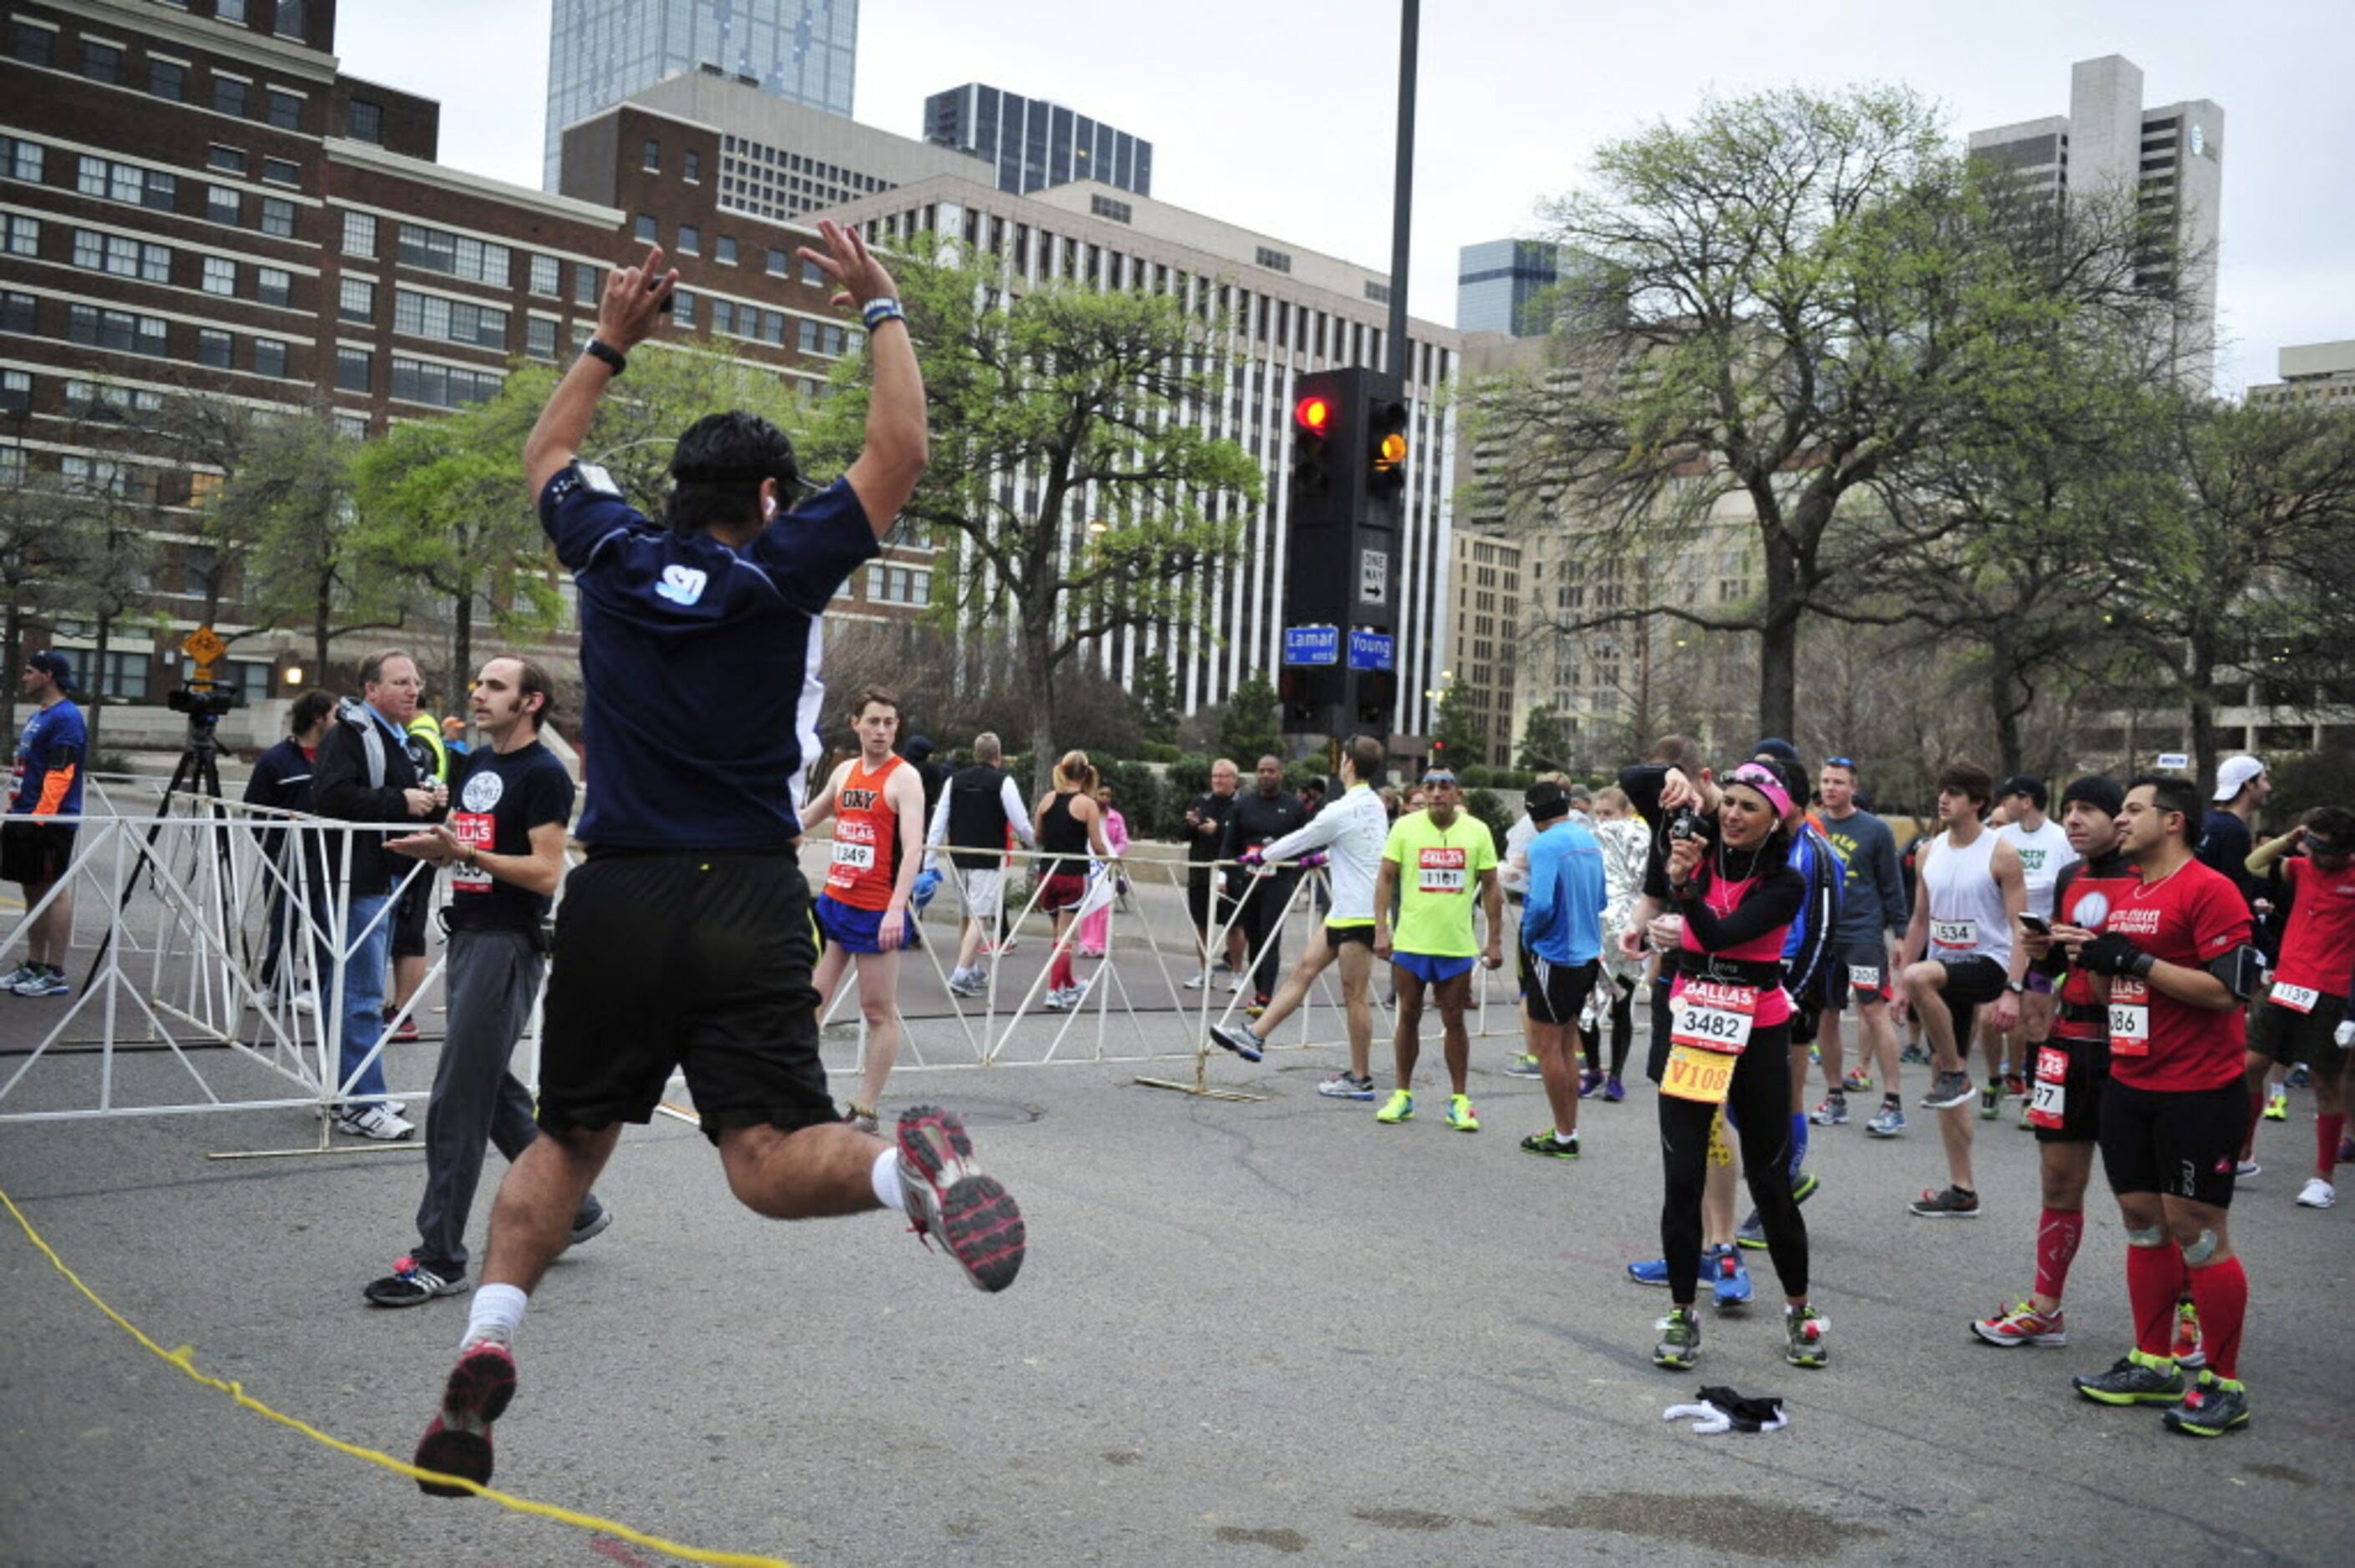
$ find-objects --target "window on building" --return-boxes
[256,266,291,306]
[1,292,34,336]
[0,445,22,487]
[71,304,168,357]
[342,210,375,256]
[149,58,185,99]
[1089,193,1132,225]
[13,23,54,67]
[573,262,598,305]
[202,257,238,295]
[274,0,307,41]
[252,338,288,378]
[263,157,300,186]
[335,345,371,392]
[99,652,149,702]
[348,99,382,144]
[208,144,246,175]
[334,412,367,440]
[392,289,509,349]
[388,356,503,409]
[3,135,43,183]
[80,38,122,83]
[529,254,559,295]
[0,370,28,413]
[715,235,737,266]
[198,328,233,367]
[206,185,241,225]
[642,139,660,173]
[213,73,248,118]
[217,0,248,21]
[395,223,509,285]
[634,214,656,245]
[337,276,372,321]
[524,317,556,361]
[676,224,699,255]
[259,198,295,238]
[1,214,34,256]
[670,290,695,328]
[683,149,701,182]
[266,89,301,131]
[800,258,824,288]
[73,230,172,283]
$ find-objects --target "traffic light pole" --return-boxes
[1385,0,1418,382]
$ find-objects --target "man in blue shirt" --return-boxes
[412,228,1026,1499]
[3,650,87,997]
[1517,781,1608,1159]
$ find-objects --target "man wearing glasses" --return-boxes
[1371,769,1505,1130]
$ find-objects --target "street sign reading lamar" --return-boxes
[1283,625,1340,665]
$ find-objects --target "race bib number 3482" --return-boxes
[1670,980,1757,1055]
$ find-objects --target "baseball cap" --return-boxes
[1752,737,1801,766]
[2212,755,2266,802]
[1996,774,2047,809]
[26,650,73,687]
[1524,781,1572,822]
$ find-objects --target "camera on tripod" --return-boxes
[167,683,240,725]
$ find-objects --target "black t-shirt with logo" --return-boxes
[445,741,575,933]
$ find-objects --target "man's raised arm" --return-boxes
[524,247,679,497]
[798,220,927,537]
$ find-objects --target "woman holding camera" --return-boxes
[1651,761,1827,1372]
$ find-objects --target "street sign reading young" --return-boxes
[1283,625,1340,666]
[1347,630,1395,672]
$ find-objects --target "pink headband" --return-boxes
[1726,763,1795,820]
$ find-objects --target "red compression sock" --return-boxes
[2124,1242,2180,1359]
[2033,1206,2084,1303]
[2185,1254,2248,1381]
[2319,1114,2347,1181]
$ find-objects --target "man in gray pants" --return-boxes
[364,657,610,1307]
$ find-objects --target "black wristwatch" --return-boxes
[583,337,627,376]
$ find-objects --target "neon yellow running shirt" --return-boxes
[1382,809,1497,958]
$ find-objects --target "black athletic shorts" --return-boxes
[2028,1032,2111,1145]
[1519,949,1598,1027]
[1821,939,1893,1012]
[1933,953,2008,1041]
[2098,1078,2241,1208]
[1186,867,1238,938]
[538,850,836,1145]
[1,819,75,884]
[1324,921,1376,950]
[392,869,433,959]
[2249,990,2348,1071]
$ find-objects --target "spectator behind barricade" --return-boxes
[1300,778,1328,819]
[311,650,445,1141]
[924,730,1036,998]
[904,734,947,827]
[1223,756,1309,1009]
[243,688,337,1008]
[1181,758,1243,987]
[2,650,87,998]
[389,701,454,1044]
[2200,755,2268,915]
[1076,784,1132,959]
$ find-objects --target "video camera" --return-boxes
[167,683,240,726]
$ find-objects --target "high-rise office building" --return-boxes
[922,83,1151,198]
[1968,55,2223,384]
[2248,341,2355,408]
[1456,239,1565,337]
[544,0,858,189]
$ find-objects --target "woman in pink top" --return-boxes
[1076,785,1131,958]
[1651,761,1828,1373]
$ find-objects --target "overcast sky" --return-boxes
[336,0,2351,396]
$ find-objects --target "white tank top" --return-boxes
[1922,828,2012,967]
[1998,817,2078,920]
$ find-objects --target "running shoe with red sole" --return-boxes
[897,1105,1026,1292]
[1973,1300,2067,1347]
[413,1340,517,1497]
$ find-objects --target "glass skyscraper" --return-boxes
[1456,239,1566,336]
[922,83,1152,198]
[544,0,858,189]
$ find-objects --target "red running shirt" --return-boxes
[2102,858,2249,1093]
[2271,856,2355,998]
[2052,862,2136,1042]
[1673,872,1795,1029]
[823,754,907,912]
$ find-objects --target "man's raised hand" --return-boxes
[596,245,678,353]
[796,219,897,312]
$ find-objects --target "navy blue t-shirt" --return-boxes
[539,465,878,849]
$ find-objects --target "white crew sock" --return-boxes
[463,1283,528,1351]
[1553,1130,1577,1146]
[870,1146,906,1212]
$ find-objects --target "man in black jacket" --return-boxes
[244,689,336,1006]
[1223,755,1309,1010]
[311,650,444,1141]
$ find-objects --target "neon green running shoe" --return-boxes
[1375,1090,1414,1124]
[1654,1306,1700,1369]
[1446,1094,1480,1132]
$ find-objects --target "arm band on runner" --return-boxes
[2205,944,2263,1001]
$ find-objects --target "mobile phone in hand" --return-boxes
[2018,914,2051,935]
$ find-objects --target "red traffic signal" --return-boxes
[1294,395,1333,434]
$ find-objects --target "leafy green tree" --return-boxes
[1132,650,1183,746]
[1219,673,1280,765]
[1432,681,1486,764]
[227,396,407,675]
[1476,86,2190,741]
[803,235,1262,792]
[1516,704,1570,772]
[47,452,160,753]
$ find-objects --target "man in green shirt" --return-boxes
[1373,768,1504,1130]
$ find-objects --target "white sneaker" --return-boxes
[333,1104,415,1141]
[1228,973,1248,994]
[251,987,279,1011]
[1,961,39,989]
[2297,1176,2337,1209]
[1182,971,1211,990]
[291,994,318,1015]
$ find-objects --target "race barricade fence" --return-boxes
[2,782,1531,1134]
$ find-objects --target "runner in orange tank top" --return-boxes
[801,686,929,1131]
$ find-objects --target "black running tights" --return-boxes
[1579,972,1636,1077]
[1659,1024,1809,1305]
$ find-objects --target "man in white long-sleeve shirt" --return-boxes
[924,731,1036,996]
[1208,735,1390,1097]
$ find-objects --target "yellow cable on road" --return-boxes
[0,1186,795,1568]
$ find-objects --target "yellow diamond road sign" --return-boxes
[182,627,226,668]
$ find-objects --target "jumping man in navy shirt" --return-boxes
[413,227,1027,1497]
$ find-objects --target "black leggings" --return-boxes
[1659,1023,1809,1304]
[1579,972,1636,1076]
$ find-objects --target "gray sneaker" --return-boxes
[1921,1070,1974,1110]
[1504,1054,1546,1079]
[1208,1023,1264,1062]
[567,1201,613,1247]
[2074,1349,2185,1406]
[1866,1103,1907,1137]
[0,961,37,989]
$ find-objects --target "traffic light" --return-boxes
[1367,395,1407,497]
[1289,373,1345,529]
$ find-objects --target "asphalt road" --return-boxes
[3,1017,2350,1566]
